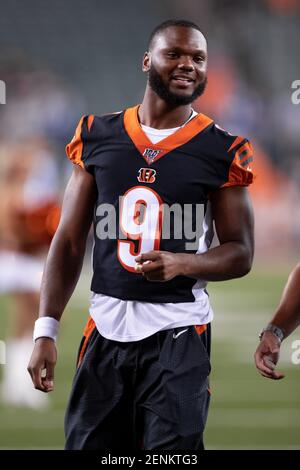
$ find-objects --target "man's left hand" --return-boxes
[135,250,185,281]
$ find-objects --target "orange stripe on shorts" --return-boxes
[77,316,96,367]
[194,324,207,335]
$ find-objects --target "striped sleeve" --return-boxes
[65,115,95,168]
[221,137,255,188]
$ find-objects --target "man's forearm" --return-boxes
[269,264,300,339]
[179,241,252,281]
[38,234,86,321]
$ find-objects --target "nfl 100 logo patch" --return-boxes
[143,147,161,164]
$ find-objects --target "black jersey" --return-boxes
[66,105,254,303]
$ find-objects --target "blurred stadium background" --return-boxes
[0,0,300,449]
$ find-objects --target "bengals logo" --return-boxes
[137,168,157,183]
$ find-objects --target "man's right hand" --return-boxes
[27,337,57,392]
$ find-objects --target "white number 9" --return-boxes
[117,186,163,272]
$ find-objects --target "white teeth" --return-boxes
[173,77,192,82]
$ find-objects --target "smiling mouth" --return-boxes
[171,76,194,85]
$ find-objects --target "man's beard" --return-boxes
[148,64,207,106]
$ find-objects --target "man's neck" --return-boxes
[138,86,193,130]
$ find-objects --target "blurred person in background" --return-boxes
[254,262,300,380]
[0,138,60,408]
[0,54,82,409]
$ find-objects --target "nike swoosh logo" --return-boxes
[173,328,188,339]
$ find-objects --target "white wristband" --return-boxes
[33,317,60,342]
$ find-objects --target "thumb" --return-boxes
[42,362,55,391]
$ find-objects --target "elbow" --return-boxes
[52,228,86,260]
[234,243,254,277]
[238,259,252,277]
[235,247,253,278]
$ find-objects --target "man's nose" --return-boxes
[177,57,194,71]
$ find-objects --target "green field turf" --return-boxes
[0,266,299,449]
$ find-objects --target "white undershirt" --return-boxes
[89,109,214,342]
[140,109,198,144]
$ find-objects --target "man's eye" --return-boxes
[167,52,178,58]
[194,57,205,63]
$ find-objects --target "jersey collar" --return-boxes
[123,105,213,165]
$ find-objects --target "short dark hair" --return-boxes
[148,19,203,50]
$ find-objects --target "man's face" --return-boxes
[143,26,208,106]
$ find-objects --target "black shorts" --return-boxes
[65,318,211,451]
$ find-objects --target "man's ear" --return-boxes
[142,51,151,72]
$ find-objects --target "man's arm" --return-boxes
[135,186,254,281]
[38,166,96,320]
[254,263,300,380]
[28,165,97,392]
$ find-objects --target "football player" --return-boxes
[28,20,254,449]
